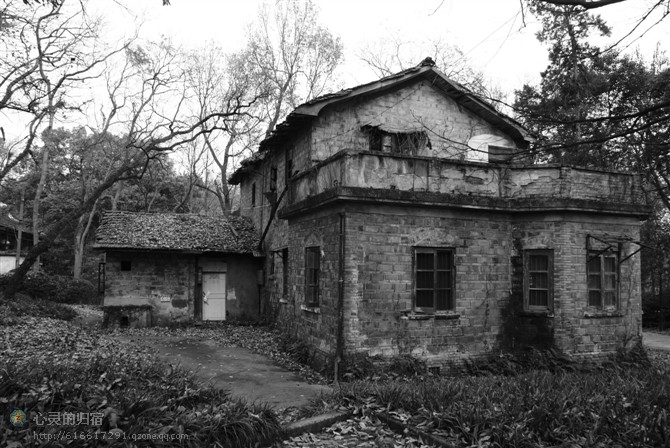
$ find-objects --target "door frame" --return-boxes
[196,258,228,321]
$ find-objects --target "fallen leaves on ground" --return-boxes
[1,311,282,447]
[116,324,327,385]
[278,416,435,448]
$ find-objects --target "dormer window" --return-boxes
[365,126,430,155]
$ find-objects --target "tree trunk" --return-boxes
[3,160,134,298]
[31,143,50,272]
[73,199,98,280]
[111,182,123,211]
[15,190,24,269]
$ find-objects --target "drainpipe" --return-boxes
[335,212,346,382]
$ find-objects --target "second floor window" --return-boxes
[251,183,256,207]
[270,166,278,192]
[367,127,430,155]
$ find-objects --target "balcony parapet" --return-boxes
[281,150,650,218]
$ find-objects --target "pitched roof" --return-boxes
[229,58,533,185]
[94,211,261,256]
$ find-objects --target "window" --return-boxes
[120,260,132,271]
[587,251,618,308]
[366,127,430,155]
[285,158,293,183]
[270,166,278,192]
[414,248,454,311]
[305,246,320,306]
[282,248,289,297]
[524,250,553,312]
[251,182,256,207]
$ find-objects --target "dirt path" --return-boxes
[643,331,670,352]
[114,334,332,409]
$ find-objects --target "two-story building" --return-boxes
[231,58,650,373]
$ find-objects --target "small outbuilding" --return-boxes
[95,211,262,327]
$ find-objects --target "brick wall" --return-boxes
[273,208,343,370]
[268,204,643,372]
[343,205,511,368]
[312,82,516,162]
[510,214,642,355]
[104,251,195,325]
[104,251,261,324]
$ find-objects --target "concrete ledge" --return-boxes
[282,410,351,439]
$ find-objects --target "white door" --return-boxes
[202,272,226,320]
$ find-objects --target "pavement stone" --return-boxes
[114,335,331,409]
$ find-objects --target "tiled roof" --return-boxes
[94,211,261,255]
[229,59,533,185]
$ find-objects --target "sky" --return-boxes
[101,0,670,96]
[2,0,668,143]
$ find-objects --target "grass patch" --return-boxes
[1,315,282,447]
[327,351,670,447]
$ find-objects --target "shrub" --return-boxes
[0,294,77,323]
[0,271,97,304]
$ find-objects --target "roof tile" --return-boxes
[94,211,260,255]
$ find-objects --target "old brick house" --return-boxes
[232,59,650,372]
[95,211,262,326]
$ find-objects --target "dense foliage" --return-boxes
[0,272,97,304]
[329,353,669,447]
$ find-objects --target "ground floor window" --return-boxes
[587,251,618,308]
[282,248,289,298]
[524,250,553,312]
[414,247,454,312]
[305,246,320,306]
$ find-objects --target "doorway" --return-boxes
[202,268,227,321]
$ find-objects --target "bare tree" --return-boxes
[245,0,344,137]
[358,34,506,106]
[0,1,132,271]
[185,46,265,215]
[2,35,258,296]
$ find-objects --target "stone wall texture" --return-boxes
[104,252,194,325]
[104,251,261,324]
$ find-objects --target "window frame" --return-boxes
[413,247,455,313]
[282,248,289,298]
[523,249,554,313]
[367,128,429,155]
[305,246,320,307]
[587,250,619,310]
[251,182,256,207]
[270,166,278,192]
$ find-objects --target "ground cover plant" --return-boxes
[0,299,281,447]
[324,349,670,448]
